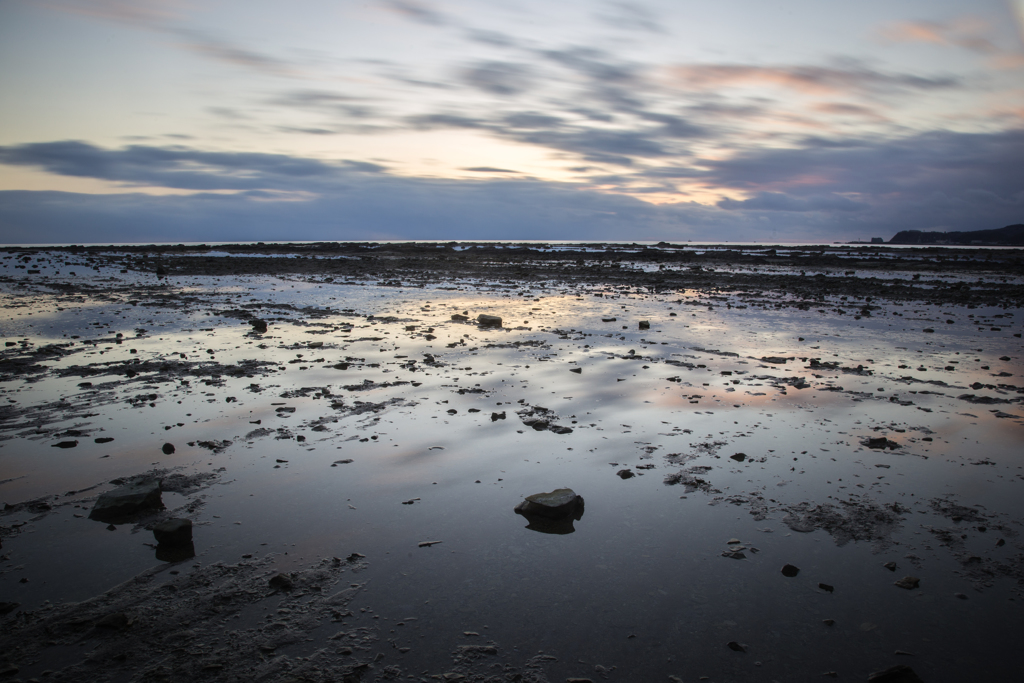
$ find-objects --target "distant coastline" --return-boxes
[888,223,1024,246]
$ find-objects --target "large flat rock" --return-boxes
[89,479,163,523]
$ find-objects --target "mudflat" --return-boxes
[1,242,1022,682]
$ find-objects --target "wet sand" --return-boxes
[1,242,1022,682]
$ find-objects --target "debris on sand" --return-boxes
[782,497,906,548]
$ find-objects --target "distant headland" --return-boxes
[888,223,1024,246]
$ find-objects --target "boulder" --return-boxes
[514,489,585,534]
[477,314,502,327]
[89,479,163,523]
[515,489,584,519]
[152,518,193,547]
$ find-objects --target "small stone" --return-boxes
[161,443,175,455]
[638,320,650,330]
[491,411,506,421]
[883,561,897,571]
[818,583,834,593]
[250,319,268,333]
[269,573,294,591]
[729,453,746,462]
[616,469,634,479]
[570,367,582,374]
[954,592,968,600]
[894,576,920,590]
[726,641,746,652]
[781,564,800,577]
[52,440,78,449]
[721,550,746,560]
[823,619,835,626]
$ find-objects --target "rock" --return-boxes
[249,319,268,333]
[721,551,746,559]
[616,469,634,479]
[491,411,506,421]
[95,437,114,443]
[162,443,175,455]
[883,561,897,571]
[867,664,924,682]
[638,320,650,329]
[730,453,747,462]
[155,542,195,562]
[95,612,131,629]
[451,313,469,321]
[823,619,835,626]
[89,479,163,523]
[726,641,746,652]
[418,540,443,547]
[514,488,585,535]
[761,356,789,364]
[477,314,502,327]
[52,440,78,448]
[894,576,920,590]
[570,367,582,374]
[269,573,294,591]
[819,583,834,593]
[515,489,584,519]
[152,518,192,547]
[781,564,800,577]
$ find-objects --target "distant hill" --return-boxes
[889,224,1024,246]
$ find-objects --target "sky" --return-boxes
[0,0,1022,244]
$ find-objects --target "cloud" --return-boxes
[717,192,868,212]
[170,28,298,77]
[701,129,1024,200]
[463,167,519,173]
[668,63,959,96]
[40,0,186,27]
[594,2,666,34]
[382,0,448,27]
[879,18,1000,55]
[0,141,370,191]
[40,0,301,78]
[460,61,535,96]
